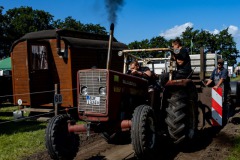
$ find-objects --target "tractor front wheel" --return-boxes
[45,114,80,160]
[131,105,157,159]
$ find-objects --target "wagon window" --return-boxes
[31,45,48,70]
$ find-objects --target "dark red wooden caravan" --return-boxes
[10,29,127,110]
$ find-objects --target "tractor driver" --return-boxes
[129,60,152,79]
[160,38,192,86]
[129,60,159,107]
[129,60,158,88]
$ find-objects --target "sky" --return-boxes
[1,0,240,50]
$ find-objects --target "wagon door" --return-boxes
[28,43,54,106]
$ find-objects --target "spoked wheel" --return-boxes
[131,105,157,159]
[165,90,197,144]
[45,114,80,160]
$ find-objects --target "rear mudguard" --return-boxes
[163,79,198,102]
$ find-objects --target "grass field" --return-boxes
[231,75,240,81]
[0,106,47,160]
[228,136,240,160]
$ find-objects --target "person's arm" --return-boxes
[206,69,215,86]
[206,79,213,86]
[131,69,144,76]
[214,68,228,89]
[213,78,224,89]
[143,70,152,77]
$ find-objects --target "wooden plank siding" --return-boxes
[11,41,31,105]
[49,39,74,107]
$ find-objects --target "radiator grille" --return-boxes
[78,70,107,114]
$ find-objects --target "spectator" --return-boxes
[206,58,233,120]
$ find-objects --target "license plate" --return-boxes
[86,96,100,105]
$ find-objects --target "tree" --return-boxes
[1,6,108,58]
[128,36,169,58]
[1,6,54,57]
[181,27,199,54]
[0,6,5,58]
[215,28,239,66]
[53,16,84,30]
[52,16,107,35]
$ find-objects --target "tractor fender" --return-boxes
[164,79,198,102]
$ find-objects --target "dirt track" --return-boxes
[24,108,240,160]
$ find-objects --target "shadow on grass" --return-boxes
[0,119,47,135]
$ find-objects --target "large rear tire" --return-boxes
[131,105,156,159]
[165,90,197,144]
[45,114,80,160]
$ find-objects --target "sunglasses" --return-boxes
[218,63,223,65]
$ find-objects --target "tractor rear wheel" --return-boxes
[45,114,80,160]
[165,90,197,144]
[131,105,156,159]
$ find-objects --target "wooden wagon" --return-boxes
[10,29,127,112]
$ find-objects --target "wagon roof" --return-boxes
[10,29,127,51]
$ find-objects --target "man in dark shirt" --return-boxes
[129,60,152,78]
[129,60,159,107]
[160,38,192,86]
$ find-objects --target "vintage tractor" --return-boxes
[45,24,152,160]
[45,24,238,159]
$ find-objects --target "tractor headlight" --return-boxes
[99,87,106,95]
[81,86,88,95]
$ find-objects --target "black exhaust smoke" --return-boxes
[105,0,124,24]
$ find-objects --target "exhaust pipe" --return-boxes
[106,23,114,70]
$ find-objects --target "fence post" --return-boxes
[54,84,59,116]
[200,47,205,80]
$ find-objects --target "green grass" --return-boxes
[0,105,47,160]
[231,75,240,81]
[227,136,240,160]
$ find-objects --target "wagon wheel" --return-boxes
[131,105,157,159]
[45,114,80,160]
[165,90,198,144]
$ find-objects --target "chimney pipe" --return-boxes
[106,23,114,70]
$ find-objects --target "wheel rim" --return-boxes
[146,117,155,149]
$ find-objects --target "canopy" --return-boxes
[0,57,11,70]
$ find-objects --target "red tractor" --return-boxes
[45,24,237,160]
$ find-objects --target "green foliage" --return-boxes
[53,16,107,35]
[128,36,168,58]
[1,6,54,57]
[0,6,107,58]
[126,27,239,66]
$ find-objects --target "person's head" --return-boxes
[130,60,140,71]
[217,59,224,69]
[172,38,182,49]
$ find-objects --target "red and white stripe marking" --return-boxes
[211,87,223,126]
